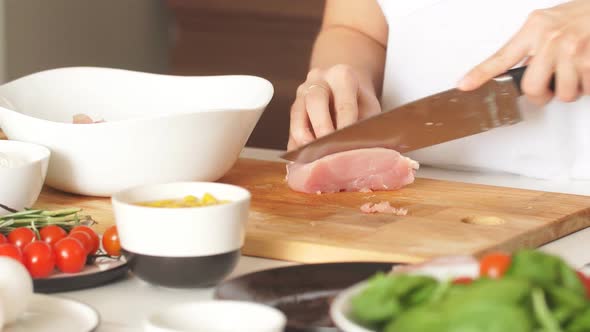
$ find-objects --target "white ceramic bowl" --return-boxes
[0,140,50,216]
[144,300,286,332]
[330,258,480,332]
[0,67,273,197]
[330,281,375,332]
[111,182,250,288]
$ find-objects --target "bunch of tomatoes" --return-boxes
[0,224,120,278]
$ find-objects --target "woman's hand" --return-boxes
[458,0,590,105]
[288,65,382,150]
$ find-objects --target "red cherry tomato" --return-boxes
[40,225,67,248]
[70,226,99,254]
[69,231,93,255]
[23,241,55,278]
[0,233,7,244]
[452,277,474,285]
[102,225,121,257]
[0,243,23,264]
[480,252,511,278]
[8,227,36,250]
[577,271,590,298]
[54,237,86,273]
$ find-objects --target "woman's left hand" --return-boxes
[458,0,590,105]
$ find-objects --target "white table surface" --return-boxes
[57,147,590,332]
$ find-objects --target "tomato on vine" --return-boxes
[8,227,36,250]
[480,252,511,278]
[54,237,86,273]
[0,243,23,264]
[102,225,121,257]
[23,241,55,278]
[40,225,67,247]
[69,231,93,255]
[70,225,99,254]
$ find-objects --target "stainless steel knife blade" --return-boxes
[281,69,524,163]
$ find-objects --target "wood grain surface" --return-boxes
[31,158,590,264]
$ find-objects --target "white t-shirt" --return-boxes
[376,0,590,180]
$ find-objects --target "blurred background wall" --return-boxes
[0,0,325,149]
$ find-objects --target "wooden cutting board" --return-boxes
[31,158,590,264]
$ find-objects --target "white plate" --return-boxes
[330,259,590,332]
[4,294,99,332]
[144,300,286,332]
[330,281,375,332]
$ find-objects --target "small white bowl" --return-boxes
[144,300,286,332]
[111,182,250,288]
[0,140,50,216]
[0,67,273,197]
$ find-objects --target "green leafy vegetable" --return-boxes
[349,250,590,332]
[351,273,437,327]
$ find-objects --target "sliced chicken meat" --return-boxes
[286,148,419,194]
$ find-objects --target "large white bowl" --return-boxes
[0,140,50,216]
[0,67,273,197]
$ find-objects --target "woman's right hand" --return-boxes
[287,64,382,151]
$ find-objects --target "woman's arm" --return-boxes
[288,0,388,150]
[458,0,590,105]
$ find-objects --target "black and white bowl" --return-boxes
[111,182,250,288]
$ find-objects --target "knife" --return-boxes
[281,66,553,163]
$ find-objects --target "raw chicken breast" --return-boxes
[286,148,419,194]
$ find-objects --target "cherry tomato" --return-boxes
[452,277,474,285]
[23,241,55,278]
[577,271,590,298]
[8,227,36,250]
[0,243,23,264]
[39,225,67,247]
[0,233,7,244]
[70,226,99,254]
[102,225,121,257]
[480,252,511,278]
[54,237,86,273]
[68,231,93,255]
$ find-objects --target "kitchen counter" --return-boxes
[59,147,590,332]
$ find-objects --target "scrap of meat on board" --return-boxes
[360,201,408,215]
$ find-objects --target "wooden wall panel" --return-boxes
[166,0,325,149]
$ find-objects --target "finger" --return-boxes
[287,134,297,151]
[326,71,359,129]
[458,29,532,90]
[289,96,315,146]
[555,57,580,102]
[304,83,335,138]
[521,44,556,106]
[582,70,590,96]
[579,50,590,96]
[358,88,382,120]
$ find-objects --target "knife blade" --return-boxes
[281,66,535,163]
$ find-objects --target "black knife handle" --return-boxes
[505,66,556,95]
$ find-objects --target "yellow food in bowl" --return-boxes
[136,193,229,208]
